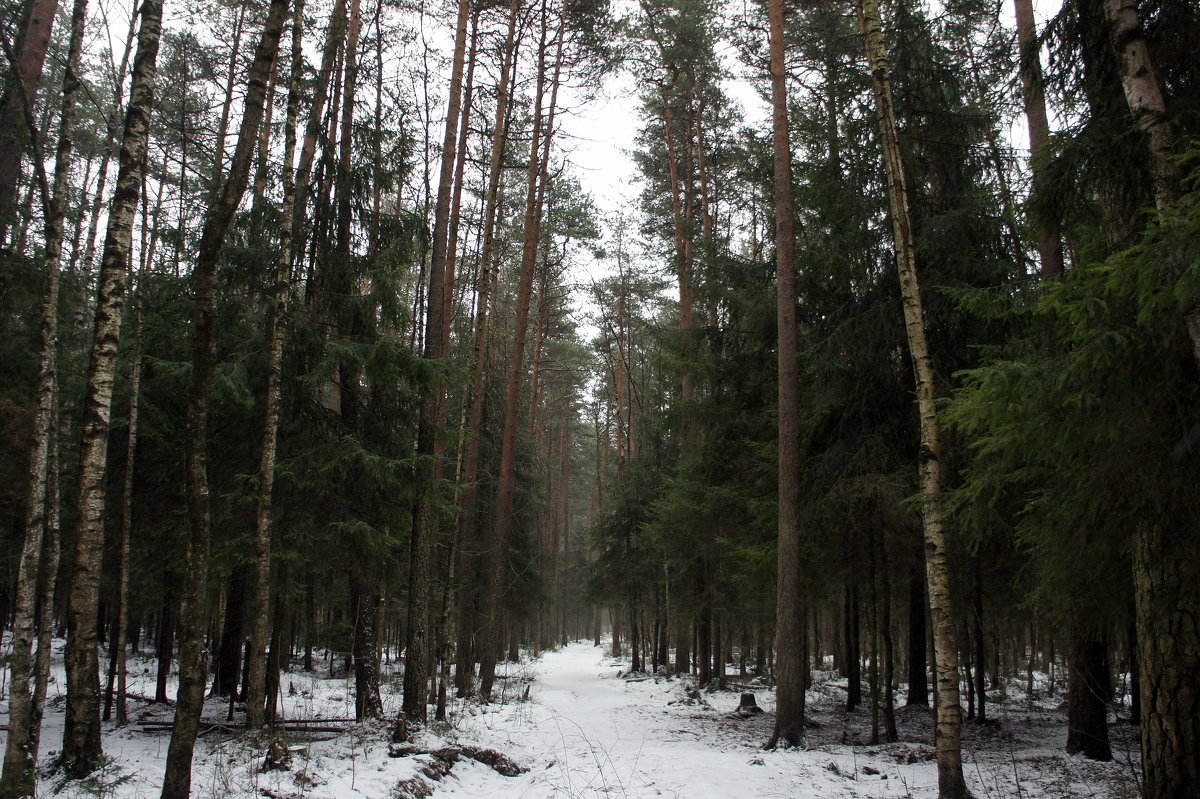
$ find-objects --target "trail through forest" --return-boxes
[435,643,1136,799]
[444,642,797,799]
[3,0,1199,795]
[1,639,1139,798]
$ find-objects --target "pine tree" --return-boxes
[765,0,804,749]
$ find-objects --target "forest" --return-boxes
[0,0,1197,796]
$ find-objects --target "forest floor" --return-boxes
[1,639,1140,798]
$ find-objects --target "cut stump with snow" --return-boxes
[737,692,764,715]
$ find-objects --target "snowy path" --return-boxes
[1,640,1135,798]
[438,643,880,799]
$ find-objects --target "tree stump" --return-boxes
[262,736,291,771]
[738,692,763,714]
[391,711,409,743]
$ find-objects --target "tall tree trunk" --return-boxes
[765,0,805,750]
[859,0,968,794]
[247,0,305,730]
[0,0,60,241]
[252,43,282,205]
[906,557,929,705]
[403,0,472,724]
[440,9,479,360]
[1125,617,1139,725]
[211,3,247,183]
[1100,8,1200,791]
[881,535,898,741]
[654,77,695,411]
[79,0,138,279]
[154,579,176,703]
[1133,522,1200,799]
[1012,0,1063,277]
[1101,0,1180,213]
[212,566,248,698]
[869,545,881,744]
[418,26,475,707]
[697,585,711,685]
[479,4,561,699]
[61,0,164,777]
[846,580,861,710]
[333,0,361,252]
[1066,634,1112,761]
[79,0,137,280]
[0,0,85,789]
[161,2,290,795]
[1100,1,1200,364]
[351,577,383,720]
[30,396,62,764]
[264,562,290,723]
[453,0,519,693]
[973,566,986,721]
[527,261,552,443]
[67,150,94,264]
[104,270,144,727]
[290,0,348,266]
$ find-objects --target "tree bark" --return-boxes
[479,1,561,701]
[160,2,290,795]
[78,1,138,278]
[654,77,695,410]
[973,564,985,721]
[61,0,164,777]
[404,0,472,724]
[155,579,176,703]
[104,270,144,727]
[859,0,968,794]
[351,577,383,720]
[0,1,84,787]
[766,0,805,748]
[289,0,348,266]
[1101,0,1180,212]
[252,41,282,205]
[264,562,290,723]
[881,536,898,741]
[247,0,305,730]
[1100,0,1200,365]
[1099,9,1200,788]
[454,0,520,699]
[846,580,862,710]
[0,0,77,772]
[211,3,247,184]
[1066,634,1112,761]
[1012,0,1063,277]
[0,0,60,241]
[212,566,248,698]
[906,557,929,705]
[333,0,361,252]
[30,396,62,766]
[1133,522,1200,799]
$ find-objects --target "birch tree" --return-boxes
[859,0,967,794]
[61,0,165,776]
[0,0,86,792]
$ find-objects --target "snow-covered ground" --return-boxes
[433,643,1139,799]
[1,640,1140,798]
